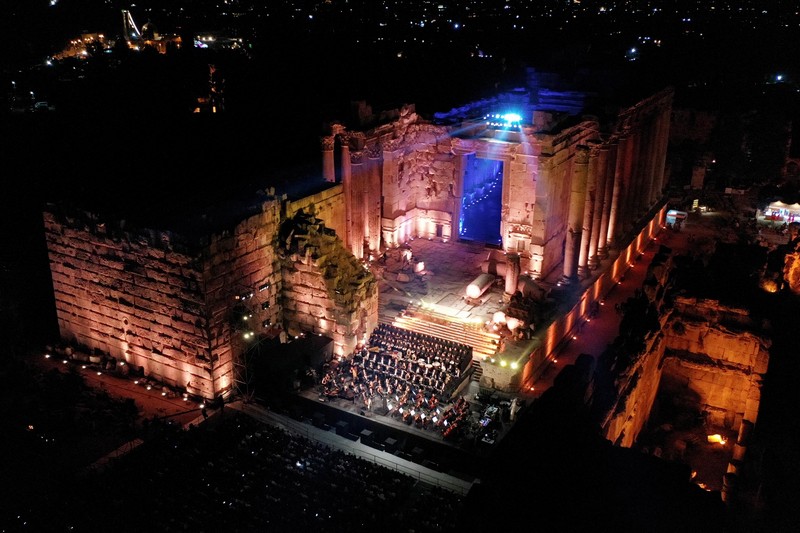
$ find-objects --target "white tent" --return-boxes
[764,201,800,222]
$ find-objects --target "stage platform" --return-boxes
[255,375,526,480]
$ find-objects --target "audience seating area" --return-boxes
[25,411,464,532]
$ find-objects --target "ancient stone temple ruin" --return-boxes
[43,197,376,400]
[323,88,673,285]
[43,79,675,400]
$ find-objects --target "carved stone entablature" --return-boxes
[476,139,515,159]
[365,143,382,160]
[418,123,450,137]
[508,224,533,236]
[383,137,405,153]
[349,131,366,151]
[329,123,346,136]
[350,151,364,165]
[320,136,335,151]
[451,137,477,155]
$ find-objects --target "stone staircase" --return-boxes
[385,304,501,362]
[469,359,483,383]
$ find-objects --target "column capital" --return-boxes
[365,143,382,160]
[350,150,364,165]
[320,135,335,151]
[576,144,591,164]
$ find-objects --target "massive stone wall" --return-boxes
[599,292,769,447]
[44,199,285,400]
[201,200,284,398]
[279,209,379,357]
[285,184,346,246]
[659,298,769,429]
[44,206,216,398]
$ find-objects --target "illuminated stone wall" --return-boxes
[201,201,283,398]
[285,184,346,245]
[279,209,379,357]
[601,295,769,447]
[44,198,284,400]
[659,298,769,429]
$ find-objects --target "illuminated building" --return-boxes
[42,75,674,401]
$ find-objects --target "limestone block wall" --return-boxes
[601,295,769,446]
[44,199,285,401]
[43,206,215,398]
[280,210,379,357]
[534,146,577,280]
[394,126,456,215]
[601,330,665,448]
[202,200,283,399]
[480,361,522,393]
[660,298,769,428]
[504,153,538,265]
[285,184,346,246]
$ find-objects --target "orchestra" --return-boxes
[319,323,474,440]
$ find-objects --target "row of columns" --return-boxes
[321,133,383,259]
[560,103,671,284]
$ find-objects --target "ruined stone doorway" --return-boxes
[459,155,503,246]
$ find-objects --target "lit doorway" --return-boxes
[459,155,503,246]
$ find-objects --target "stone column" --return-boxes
[578,146,600,278]
[380,150,399,247]
[643,115,659,207]
[631,124,648,216]
[505,252,520,300]
[606,134,628,250]
[321,135,336,182]
[561,145,590,284]
[597,142,617,259]
[341,139,353,254]
[350,150,366,259]
[588,146,609,268]
[620,128,639,234]
[653,105,672,201]
[366,145,382,253]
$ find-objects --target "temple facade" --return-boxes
[323,88,673,284]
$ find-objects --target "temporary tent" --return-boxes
[763,201,800,222]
